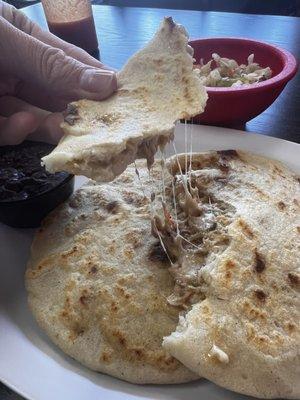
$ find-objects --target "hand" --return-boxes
[0,2,117,146]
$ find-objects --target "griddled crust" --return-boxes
[163,151,300,399]
[25,161,197,384]
[42,17,207,182]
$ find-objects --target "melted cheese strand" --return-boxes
[188,120,193,191]
[180,235,202,251]
[134,161,146,198]
[160,148,167,203]
[184,119,188,175]
[172,142,188,195]
[171,178,180,235]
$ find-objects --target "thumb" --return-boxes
[79,68,117,99]
[0,16,117,102]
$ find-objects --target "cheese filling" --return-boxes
[152,155,235,308]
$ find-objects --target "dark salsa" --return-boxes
[0,141,69,202]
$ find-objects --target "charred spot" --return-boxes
[79,295,88,306]
[134,349,143,358]
[286,323,296,333]
[124,195,134,204]
[273,165,285,177]
[105,201,119,214]
[66,104,78,115]
[225,271,232,279]
[89,266,98,274]
[62,245,78,258]
[238,219,254,239]
[288,273,299,287]
[254,289,267,302]
[277,201,286,210]
[218,160,230,173]
[225,260,235,269]
[111,301,119,312]
[112,330,126,346]
[119,337,126,345]
[254,250,266,273]
[217,150,238,158]
[148,241,169,264]
[101,352,111,363]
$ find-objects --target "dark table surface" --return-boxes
[1,4,300,400]
[22,3,300,143]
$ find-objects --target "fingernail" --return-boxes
[80,69,117,94]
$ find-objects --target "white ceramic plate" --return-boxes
[0,124,299,400]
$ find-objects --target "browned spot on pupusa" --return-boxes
[242,300,267,321]
[89,265,98,274]
[245,182,269,199]
[111,301,119,312]
[254,289,267,302]
[217,150,239,158]
[272,165,286,179]
[297,227,300,234]
[218,160,230,173]
[105,201,119,214]
[133,348,143,358]
[101,351,112,363]
[79,295,88,306]
[112,330,126,346]
[148,241,169,264]
[225,260,236,269]
[254,250,266,273]
[217,150,239,173]
[123,247,134,261]
[277,201,286,210]
[286,322,296,333]
[238,219,255,239]
[288,273,299,287]
[61,245,78,259]
[63,103,81,125]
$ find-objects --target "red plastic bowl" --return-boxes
[189,37,298,126]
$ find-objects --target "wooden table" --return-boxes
[21,3,300,143]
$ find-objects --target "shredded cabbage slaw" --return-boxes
[194,53,272,87]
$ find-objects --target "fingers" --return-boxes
[0,96,64,145]
[0,95,48,118]
[32,28,104,70]
[0,2,106,70]
[0,18,117,108]
[0,112,39,145]
[27,112,64,144]
[0,4,117,111]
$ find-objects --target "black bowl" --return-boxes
[0,175,74,228]
[0,141,74,228]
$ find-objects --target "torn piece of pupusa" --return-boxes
[42,17,207,182]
